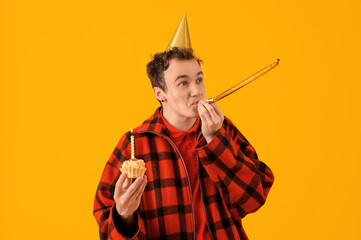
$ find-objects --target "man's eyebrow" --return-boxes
[175,75,188,82]
[175,71,203,82]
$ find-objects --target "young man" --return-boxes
[93,47,274,239]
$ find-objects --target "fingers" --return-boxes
[211,102,224,120]
[114,173,147,218]
[114,172,127,197]
[124,175,147,200]
[198,100,225,143]
[123,177,132,191]
[198,103,211,123]
[198,100,222,123]
[202,102,219,120]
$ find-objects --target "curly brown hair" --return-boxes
[146,47,203,92]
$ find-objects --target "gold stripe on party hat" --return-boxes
[166,14,192,50]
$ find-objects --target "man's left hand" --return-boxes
[198,99,224,143]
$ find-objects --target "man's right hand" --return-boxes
[114,172,148,220]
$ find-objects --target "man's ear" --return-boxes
[153,87,164,102]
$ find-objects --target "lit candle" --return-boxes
[130,128,135,159]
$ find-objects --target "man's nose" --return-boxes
[190,83,202,97]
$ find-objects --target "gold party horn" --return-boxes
[206,58,280,103]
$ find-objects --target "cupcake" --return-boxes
[120,158,146,178]
[120,128,147,178]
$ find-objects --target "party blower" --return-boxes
[206,58,280,103]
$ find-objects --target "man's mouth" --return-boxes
[191,100,200,106]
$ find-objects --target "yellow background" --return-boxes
[1,0,361,239]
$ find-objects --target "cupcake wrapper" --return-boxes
[120,167,146,178]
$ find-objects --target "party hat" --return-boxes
[166,14,192,50]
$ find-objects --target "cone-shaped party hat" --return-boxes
[166,14,192,50]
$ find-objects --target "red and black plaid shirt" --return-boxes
[93,107,274,240]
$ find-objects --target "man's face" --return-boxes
[161,58,205,119]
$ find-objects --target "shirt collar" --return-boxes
[138,107,200,137]
[159,109,200,140]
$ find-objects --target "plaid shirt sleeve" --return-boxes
[196,117,275,218]
[93,133,147,240]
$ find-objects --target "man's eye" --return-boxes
[197,78,203,83]
[179,82,187,86]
